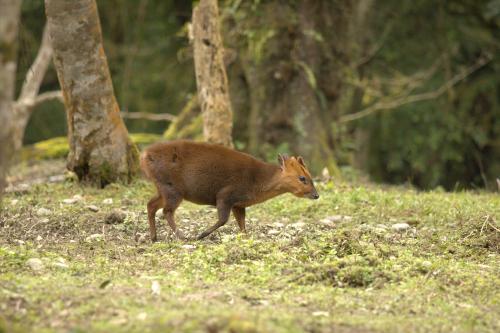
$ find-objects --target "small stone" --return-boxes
[422,260,432,268]
[62,194,83,204]
[85,234,104,242]
[48,175,65,183]
[136,233,147,243]
[104,209,126,224]
[36,235,43,241]
[268,229,280,235]
[319,219,335,227]
[102,198,113,205]
[182,244,196,250]
[151,281,161,296]
[137,313,147,321]
[26,258,44,272]
[53,257,69,269]
[273,222,284,228]
[312,311,329,317]
[87,205,99,212]
[376,224,388,229]
[391,223,410,232]
[321,167,330,180]
[40,218,49,224]
[37,207,51,216]
[291,222,306,229]
[326,215,343,222]
[10,199,19,205]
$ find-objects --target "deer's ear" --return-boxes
[278,154,288,170]
[297,156,306,167]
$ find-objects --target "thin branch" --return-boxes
[121,111,176,122]
[34,90,63,105]
[18,23,52,103]
[15,90,62,109]
[339,55,492,123]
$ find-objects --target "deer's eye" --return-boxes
[299,176,307,184]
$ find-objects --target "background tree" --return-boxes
[14,0,499,191]
[0,0,21,200]
[192,0,233,147]
[45,0,139,186]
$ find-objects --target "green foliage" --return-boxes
[16,0,499,190]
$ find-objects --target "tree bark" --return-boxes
[192,0,233,147]
[45,0,139,186]
[0,0,21,200]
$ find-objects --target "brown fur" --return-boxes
[141,140,319,241]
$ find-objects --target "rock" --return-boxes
[10,199,19,206]
[135,233,147,243]
[36,235,43,241]
[319,219,335,227]
[85,234,104,242]
[48,174,65,183]
[290,222,306,230]
[391,223,410,232]
[102,198,113,205]
[62,194,83,204]
[323,215,353,223]
[273,222,284,228]
[421,260,432,268]
[86,205,99,212]
[326,215,343,222]
[321,167,330,180]
[37,207,51,216]
[312,311,329,317]
[53,257,69,269]
[104,209,126,224]
[182,244,196,250]
[268,229,280,235]
[137,312,147,321]
[26,258,44,272]
[151,280,161,296]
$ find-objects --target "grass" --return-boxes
[0,165,499,332]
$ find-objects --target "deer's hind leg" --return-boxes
[147,193,163,242]
[158,184,184,240]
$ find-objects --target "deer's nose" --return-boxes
[310,192,319,200]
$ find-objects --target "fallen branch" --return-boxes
[121,111,176,122]
[339,55,492,123]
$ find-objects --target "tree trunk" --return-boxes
[45,0,139,187]
[222,1,352,174]
[0,0,21,199]
[192,0,233,147]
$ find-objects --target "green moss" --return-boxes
[21,133,162,162]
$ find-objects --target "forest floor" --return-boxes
[0,160,499,333]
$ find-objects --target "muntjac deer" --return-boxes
[140,140,319,241]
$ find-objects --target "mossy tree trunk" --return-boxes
[0,0,21,199]
[45,0,139,187]
[192,0,233,147]
[223,1,354,174]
